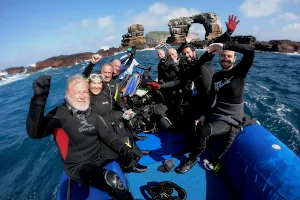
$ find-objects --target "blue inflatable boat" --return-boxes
[56,123,300,200]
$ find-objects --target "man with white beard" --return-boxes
[26,74,143,199]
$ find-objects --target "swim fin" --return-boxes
[128,74,140,97]
[123,76,134,96]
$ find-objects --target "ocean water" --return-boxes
[0,49,299,199]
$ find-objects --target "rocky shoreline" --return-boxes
[2,13,299,75]
[3,37,299,75]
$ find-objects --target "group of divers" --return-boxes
[26,15,257,199]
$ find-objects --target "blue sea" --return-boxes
[0,49,299,199]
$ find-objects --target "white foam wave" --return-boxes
[285,52,300,56]
[257,84,270,92]
[0,73,30,86]
[0,71,8,76]
[138,48,155,52]
[39,67,52,72]
[245,101,258,113]
[113,51,125,56]
[275,104,299,134]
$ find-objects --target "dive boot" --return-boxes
[129,164,148,173]
[175,156,198,174]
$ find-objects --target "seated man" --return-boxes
[111,59,121,79]
[26,74,144,199]
[156,48,177,84]
[175,41,255,174]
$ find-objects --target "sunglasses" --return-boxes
[89,74,104,82]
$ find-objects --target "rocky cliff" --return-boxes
[145,31,170,45]
[166,12,222,45]
[25,45,152,74]
[4,66,25,74]
[254,40,300,53]
[146,31,201,45]
[230,36,257,44]
[121,24,147,48]
[27,52,95,73]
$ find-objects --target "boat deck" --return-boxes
[127,132,233,200]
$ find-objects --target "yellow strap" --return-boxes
[129,120,133,126]
[114,84,118,101]
[125,142,132,148]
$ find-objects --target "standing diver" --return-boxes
[175,39,255,173]
[118,46,139,80]
[26,74,143,199]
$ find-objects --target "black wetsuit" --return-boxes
[82,62,125,111]
[27,100,133,176]
[26,94,139,199]
[190,42,255,159]
[90,92,111,115]
[157,57,178,84]
[159,32,232,126]
[83,64,138,145]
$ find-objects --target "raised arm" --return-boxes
[224,42,255,77]
[82,54,102,78]
[206,41,254,78]
[120,55,129,64]
[26,76,60,139]
[195,15,240,66]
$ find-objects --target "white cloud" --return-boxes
[282,23,300,32]
[279,12,299,20]
[61,22,77,32]
[239,0,284,18]
[131,3,200,32]
[281,23,300,40]
[81,19,92,27]
[161,8,199,24]
[270,12,299,23]
[252,26,259,35]
[96,16,114,28]
[61,16,114,32]
[103,35,115,42]
[148,2,169,16]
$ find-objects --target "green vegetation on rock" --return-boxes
[146,31,170,38]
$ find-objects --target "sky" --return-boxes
[0,0,300,69]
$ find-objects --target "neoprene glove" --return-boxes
[32,75,51,106]
[146,82,161,90]
[122,146,143,161]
